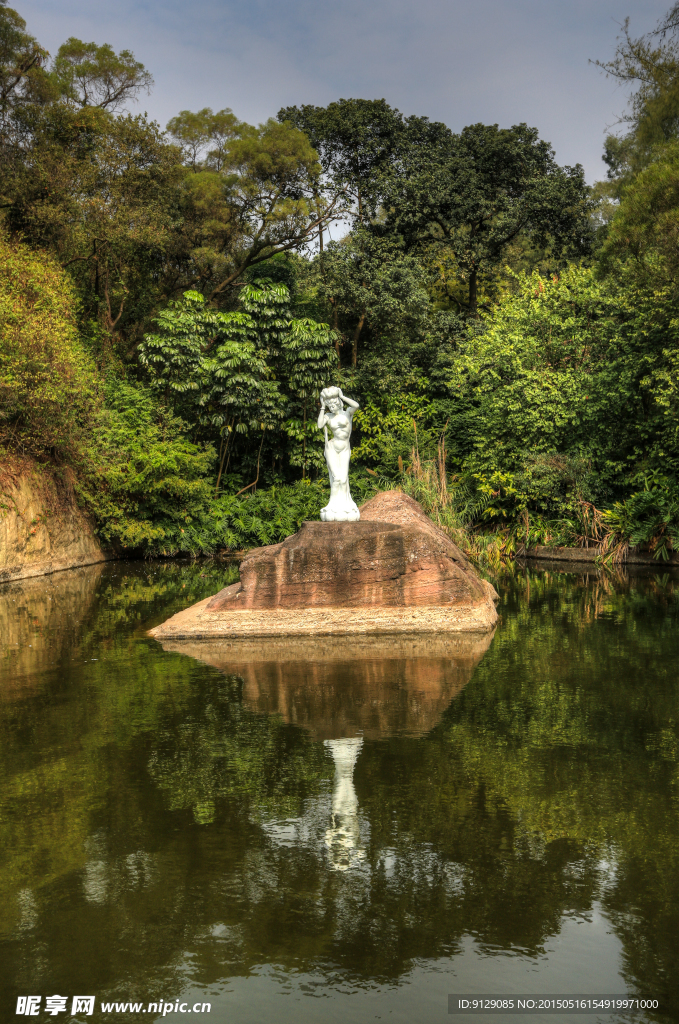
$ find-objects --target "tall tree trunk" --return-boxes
[330,298,341,365]
[352,313,365,367]
[234,430,265,497]
[214,420,234,496]
[469,268,479,316]
[314,189,324,252]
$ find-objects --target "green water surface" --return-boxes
[1,562,678,1024]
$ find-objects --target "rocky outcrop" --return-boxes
[206,519,488,612]
[361,489,465,547]
[151,490,498,639]
[0,462,111,582]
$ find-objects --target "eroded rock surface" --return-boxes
[207,501,489,613]
[1,463,110,581]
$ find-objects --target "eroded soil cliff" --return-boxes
[0,461,110,582]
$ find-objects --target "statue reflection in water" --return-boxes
[158,634,496,872]
[323,737,365,871]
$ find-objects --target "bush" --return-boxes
[602,473,679,560]
[0,233,97,461]
[79,387,344,556]
[78,379,217,554]
[444,265,679,509]
[210,480,329,550]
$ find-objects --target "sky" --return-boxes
[17,0,673,183]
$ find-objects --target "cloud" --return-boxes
[18,0,671,180]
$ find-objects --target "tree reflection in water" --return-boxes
[0,562,677,1022]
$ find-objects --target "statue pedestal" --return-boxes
[320,508,360,522]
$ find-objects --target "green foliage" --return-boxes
[4,2,679,561]
[205,117,326,295]
[166,106,239,170]
[596,10,679,188]
[444,265,679,509]
[278,98,406,220]
[381,121,594,313]
[139,288,281,435]
[317,229,432,366]
[78,379,216,553]
[139,282,337,486]
[282,316,338,474]
[2,104,185,348]
[209,479,329,549]
[600,140,679,287]
[51,37,153,112]
[351,383,437,472]
[0,0,50,121]
[0,232,97,461]
[602,473,679,559]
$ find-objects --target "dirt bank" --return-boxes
[0,460,112,582]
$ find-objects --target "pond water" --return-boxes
[1,561,678,1024]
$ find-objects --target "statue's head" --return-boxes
[321,386,342,413]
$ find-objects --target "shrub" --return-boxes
[0,233,97,461]
[78,379,216,554]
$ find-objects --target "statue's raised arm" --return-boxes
[317,387,360,522]
[341,391,359,416]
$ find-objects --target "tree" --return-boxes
[2,105,185,347]
[238,279,337,477]
[381,122,594,314]
[239,278,291,370]
[0,0,49,125]
[443,264,679,508]
[600,139,679,285]
[80,379,217,553]
[166,107,240,172]
[0,231,97,461]
[138,282,337,487]
[203,118,343,297]
[281,318,337,476]
[317,228,431,366]
[140,292,280,428]
[52,38,153,112]
[2,100,345,347]
[162,115,345,300]
[594,6,679,188]
[277,98,407,237]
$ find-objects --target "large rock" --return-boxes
[208,520,484,611]
[150,490,498,639]
[361,488,467,549]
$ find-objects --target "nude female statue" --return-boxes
[317,386,360,522]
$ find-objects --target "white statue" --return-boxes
[317,387,360,522]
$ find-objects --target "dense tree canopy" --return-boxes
[380,121,594,313]
[278,98,407,228]
[0,0,48,122]
[2,0,679,557]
